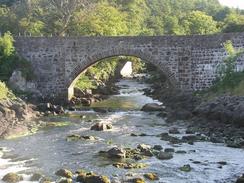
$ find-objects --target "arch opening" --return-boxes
[67,53,178,102]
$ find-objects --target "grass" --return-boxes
[0,81,9,100]
[0,81,16,100]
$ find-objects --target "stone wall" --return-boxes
[14,32,244,100]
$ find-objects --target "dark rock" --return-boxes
[164,148,175,153]
[175,150,187,154]
[90,123,112,131]
[55,169,73,178]
[81,136,96,141]
[236,174,244,183]
[153,145,163,151]
[157,151,173,160]
[30,173,43,181]
[93,108,108,113]
[107,147,126,159]
[169,127,180,134]
[141,103,164,112]
[218,161,227,165]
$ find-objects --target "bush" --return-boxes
[0,32,34,82]
[0,80,15,100]
[75,75,96,90]
[197,41,244,98]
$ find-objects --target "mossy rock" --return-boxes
[129,177,145,183]
[2,173,23,183]
[66,134,81,141]
[58,178,73,183]
[85,175,110,183]
[40,176,52,183]
[30,173,43,181]
[144,173,159,181]
[179,164,192,172]
[55,169,73,178]
[76,173,110,183]
[113,162,147,169]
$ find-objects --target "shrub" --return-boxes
[0,81,9,99]
[0,32,34,82]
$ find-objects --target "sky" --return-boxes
[219,0,244,9]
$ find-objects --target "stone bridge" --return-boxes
[14,33,244,100]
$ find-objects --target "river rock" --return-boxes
[164,148,175,153]
[137,144,153,156]
[157,151,173,160]
[144,173,159,181]
[90,123,112,131]
[81,136,96,141]
[141,103,164,112]
[107,147,126,158]
[169,128,180,134]
[8,70,26,91]
[236,174,244,183]
[153,145,163,151]
[2,173,23,183]
[179,164,192,172]
[137,144,151,151]
[58,178,72,183]
[77,173,110,183]
[127,177,145,183]
[93,108,108,113]
[30,173,43,181]
[55,169,73,178]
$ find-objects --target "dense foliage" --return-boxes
[0,32,33,82]
[0,0,244,91]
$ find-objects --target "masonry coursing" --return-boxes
[14,32,244,100]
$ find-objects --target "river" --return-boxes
[0,79,244,183]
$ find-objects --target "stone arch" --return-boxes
[67,48,179,100]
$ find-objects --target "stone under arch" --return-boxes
[67,48,179,100]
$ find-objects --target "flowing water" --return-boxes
[0,79,244,183]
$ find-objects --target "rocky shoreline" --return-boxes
[0,97,41,139]
[144,81,244,148]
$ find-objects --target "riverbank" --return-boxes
[1,78,244,183]
[0,96,41,139]
[144,74,244,149]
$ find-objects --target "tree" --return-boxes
[41,0,93,36]
[0,32,14,57]
[182,10,218,34]
[72,3,128,36]
[222,12,244,33]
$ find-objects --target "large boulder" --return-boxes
[90,123,112,131]
[107,147,126,159]
[8,70,26,91]
[8,70,38,93]
[141,103,164,112]
[55,169,73,178]
[2,173,23,183]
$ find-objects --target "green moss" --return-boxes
[179,164,192,172]
[44,121,71,128]
[144,173,159,181]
